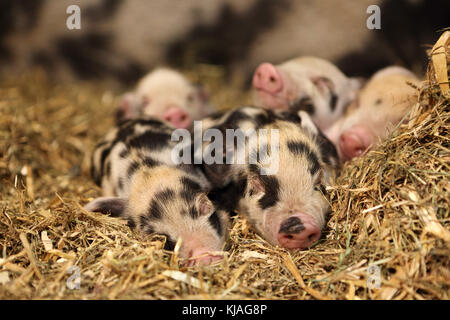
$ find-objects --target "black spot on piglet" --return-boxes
[315,132,338,166]
[329,93,338,111]
[258,175,280,210]
[180,177,202,202]
[119,149,130,158]
[127,161,140,177]
[208,211,223,237]
[143,189,175,222]
[278,110,302,124]
[155,189,175,204]
[290,97,315,115]
[126,218,136,229]
[188,206,200,219]
[142,157,159,168]
[128,131,171,150]
[279,216,305,234]
[287,141,320,175]
[161,233,176,251]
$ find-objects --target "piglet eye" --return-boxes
[314,184,326,194]
[187,94,195,103]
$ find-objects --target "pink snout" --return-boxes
[163,106,191,129]
[277,214,321,250]
[252,63,283,94]
[338,126,373,161]
[185,248,223,267]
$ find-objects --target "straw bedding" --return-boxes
[0,48,448,300]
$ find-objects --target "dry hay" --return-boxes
[0,46,449,300]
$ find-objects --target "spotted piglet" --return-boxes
[325,66,420,162]
[197,106,339,250]
[117,68,214,129]
[85,118,230,266]
[252,56,362,132]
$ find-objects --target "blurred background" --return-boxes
[0,0,448,88]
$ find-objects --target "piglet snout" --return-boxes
[163,106,191,129]
[185,248,223,267]
[252,63,283,94]
[277,215,321,250]
[339,126,372,161]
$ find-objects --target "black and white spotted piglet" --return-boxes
[85,118,230,266]
[197,106,338,250]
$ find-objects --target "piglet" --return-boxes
[252,56,362,131]
[197,106,339,250]
[117,68,214,129]
[85,118,230,266]
[325,66,420,162]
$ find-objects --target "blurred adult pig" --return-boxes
[117,68,214,129]
[325,66,420,162]
[252,56,362,131]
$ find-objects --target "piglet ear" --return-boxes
[311,76,335,95]
[297,110,319,135]
[84,197,127,217]
[246,174,265,198]
[195,193,214,216]
[116,93,139,122]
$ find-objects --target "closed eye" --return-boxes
[161,233,176,251]
[313,171,324,193]
[313,177,327,194]
[314,184,326,194]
